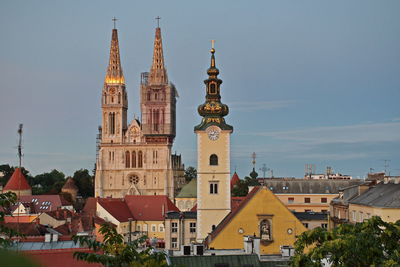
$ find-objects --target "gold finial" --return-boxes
[210,40,215,53]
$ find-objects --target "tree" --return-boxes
[231,179,249,197]
[73,169,94,198]
[73,223,167,267]
[290,216,400,267]
[33,169,65,194]
[0,191,22,248]
[184,166,197,182]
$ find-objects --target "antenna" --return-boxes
[382,159,391,176]
[17,124,23,168]
[251,152,256,169]
[259,164,270,178]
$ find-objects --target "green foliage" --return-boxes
[290,216,400,267]
[184,166,197,182]
[72,169,94,198]
[231,175,260,197]
[0,191,23,248]
[231,179,249,197]
[33,169,65,194]
[73,223,167,267]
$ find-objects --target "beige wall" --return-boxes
[38,213,67,228]
[196,128,231,241]
[95,144,174,199]
[175,198,196,211]
[165,218,197,250]
[349,203,400,223]
[276,194,337,212]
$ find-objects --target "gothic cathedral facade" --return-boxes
[95,26,184,199]
[195,45,233,241]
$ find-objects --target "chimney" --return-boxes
[56,209,60,218]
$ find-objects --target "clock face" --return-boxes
[207,126,220,141]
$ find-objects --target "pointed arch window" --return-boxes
[118,92,121,104]
[131,151,136,168]
[138,151,143,168]
[209,154,218,166]
[125,151,130,168]
[109,112,116,135]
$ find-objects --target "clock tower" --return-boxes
[195,43,233,241]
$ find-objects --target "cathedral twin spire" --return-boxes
[105,28,125,85]
[149,27,168,85]
[104,22,168,87]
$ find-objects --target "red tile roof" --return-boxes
[19,195,70,213]
[231,172,240,188]
[97,198,132,222]
[4,168,31,191]
[25,248,99,267]
[124,195,179,221]
[44,209,74,220]
[1,222,48,236]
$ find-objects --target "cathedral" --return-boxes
[94,24,185,199]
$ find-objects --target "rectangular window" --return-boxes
[303,223,309,228]
[304,197,311,203]
[305,209,311,212]
[171,238,178,248]
[136,225,141,232]
[190,222,196,233]
[352,210,356,221]
[151,225,156,232]
[171,222,178,233]
[321,197,327,203]
[321,223,328,229]
[210,183,218,194]
[288,197,294,203]
[159,224,164,232]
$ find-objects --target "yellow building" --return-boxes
[194,44,233,242]
[260,178,362,212]
[207,186,307,255]
[348,180,400,224]
[86,195,180,245]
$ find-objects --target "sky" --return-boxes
[0,1,399,179]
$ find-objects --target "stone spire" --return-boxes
[148,27,168,85]
[105,28,125,84]
[194,42,232,131]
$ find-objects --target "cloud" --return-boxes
[229,100,295,111]
[248,121,400,145]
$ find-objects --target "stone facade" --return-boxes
[95,26,181,199]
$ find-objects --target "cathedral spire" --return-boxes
[148,25,168,85]
[105,25,125,85]
[194,41,232,131]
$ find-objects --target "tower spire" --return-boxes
[148,23,168,85]
[105,21,125,85]
[194,41,232,131]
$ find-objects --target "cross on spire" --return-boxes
[155,16,161,28]
[112,17,118,29]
